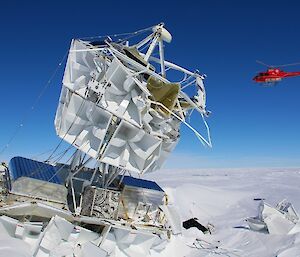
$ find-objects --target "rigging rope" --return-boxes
[10,106,94,184]
[7,58,107,182]
[20,148,78,219]
[44,98,86,162]
[78,25,153,41]
[47,145,74,164]
[0,51,69,159]
[44,83,93,163]
[30,147,57,160]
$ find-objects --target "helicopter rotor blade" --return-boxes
[256,60,273,68]
[276,62,300,67]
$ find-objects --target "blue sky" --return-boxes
[0,0,300,168]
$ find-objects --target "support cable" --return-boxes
[0,51,69,158]
[78,25,153,42]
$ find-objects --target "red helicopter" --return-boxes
[253,60,300,85]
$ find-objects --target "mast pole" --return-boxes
[159,40,166,77]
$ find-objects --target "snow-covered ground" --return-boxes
[1,167,300,257]
[144,167,300,257]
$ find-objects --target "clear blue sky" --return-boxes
[1,0,300,169]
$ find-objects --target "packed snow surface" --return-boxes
[144,167,300,257]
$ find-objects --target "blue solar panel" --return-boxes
[122,176,164,192]
[8,156,62,184]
